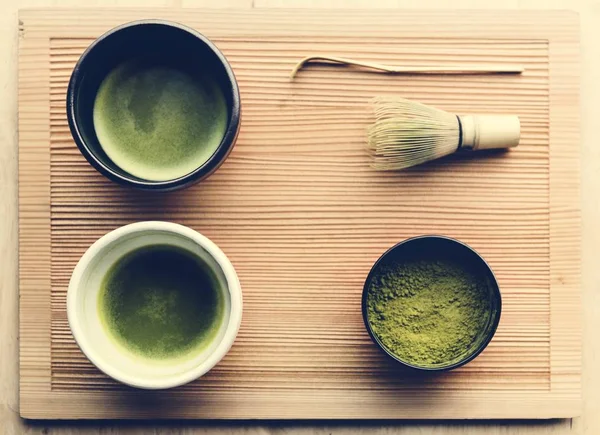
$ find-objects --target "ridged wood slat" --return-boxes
[18,8,580,419]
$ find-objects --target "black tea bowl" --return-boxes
[362,235,502,372]
[66,20,241,191]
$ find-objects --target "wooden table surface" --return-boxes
[0,0,596,433]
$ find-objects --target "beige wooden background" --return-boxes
[0,0,595,434]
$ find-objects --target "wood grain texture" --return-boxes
[18,8,580,421]
[19,35,52,399]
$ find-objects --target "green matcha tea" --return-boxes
[98,244,225,361]
[366,259,492,367]
[93,59,228,181]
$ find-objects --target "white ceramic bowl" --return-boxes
[67,221,242,389]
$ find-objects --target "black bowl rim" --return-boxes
[361,235,502,372]
[66,19,241,192]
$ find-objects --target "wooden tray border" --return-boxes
[18,8,581,419]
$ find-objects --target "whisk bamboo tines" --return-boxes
[367,97,521,171]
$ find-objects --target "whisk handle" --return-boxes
[458,115,521,151]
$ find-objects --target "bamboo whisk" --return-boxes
[367,97,520,170]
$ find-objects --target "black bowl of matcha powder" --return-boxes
[362,236,501,371]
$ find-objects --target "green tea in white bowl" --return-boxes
[67,221,242,389]
[98,244,226,362]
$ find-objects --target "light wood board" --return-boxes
[18,8,580,420]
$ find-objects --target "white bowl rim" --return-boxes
[67,221,243,389]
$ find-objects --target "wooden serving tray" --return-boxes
[18,8,581,419]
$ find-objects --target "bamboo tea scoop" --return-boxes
[290,56,524,79]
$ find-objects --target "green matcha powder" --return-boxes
[366,259,492,367]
